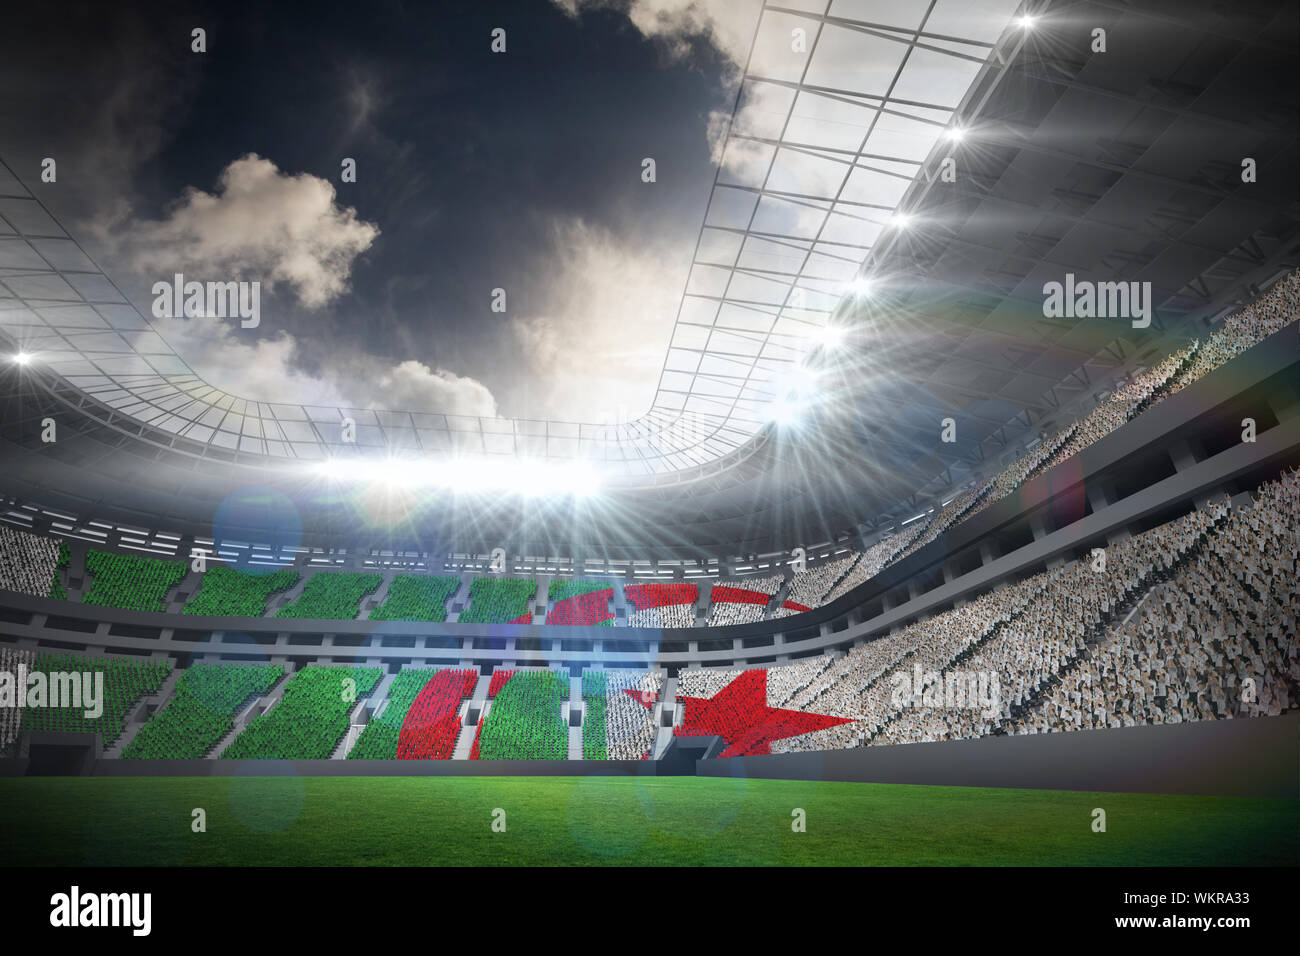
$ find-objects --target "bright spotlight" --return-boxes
[946,126,965,142]
[1017,14,1036,29]
[814,324,846,350]
[12,352,32,365]
[846,277,872,298]
[891,212,912,230]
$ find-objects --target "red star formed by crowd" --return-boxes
[675,668,854,757]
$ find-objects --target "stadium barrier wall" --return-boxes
[0,754,660,777]
[697,713,1300,799]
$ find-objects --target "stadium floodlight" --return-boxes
[846,277,873,298]
[813,324,846,350]
[12,352,32,365]
[946,126,966,142]
[1016,14,1036,29]
[312,455,603,499]
[891,212,912,230]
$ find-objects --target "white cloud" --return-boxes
[553,0,762,71]
[507,217,690,422]
[108,154,380,309]
[371,360,498,418]
[147,313,499,418]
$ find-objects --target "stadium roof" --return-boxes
[1,0,1298,557]
[0,0,1026,487]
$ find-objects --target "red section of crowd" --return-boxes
[396,669,477,760]
[709,586,771,606]
[675,668,854,757]
[488,669,516,698]
[782,600,811,612]
[469,714,485,760]
[545,588,614,625]
[624,582,697,610]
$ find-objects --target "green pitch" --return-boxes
[1,776,1294,866]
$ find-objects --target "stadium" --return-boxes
[0,0,1296,915]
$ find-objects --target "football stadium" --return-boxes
[0,0,1296,930]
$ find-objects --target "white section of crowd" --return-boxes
[1014,471,1299,733]
[772,554,859,618]
[0,525,59,598]
[601,669,663,759]
[707,574,784,627]
[626,604,696,628]
[0,646,35,747]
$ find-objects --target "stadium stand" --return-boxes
[1012,471,1299,734]
[772,554,859,618]
[17,651,171,747]
[0,526,62,599]
[221,665,381,758]
[474,669,569,759]
[0,646,35,747]
[624,582,698,628]
[122,663,283,758]
[82,549,186,613]
[459,577,538,624]
[1165,270,1300,396]
[545,580,614,625]
[368,574,460,621]
[349,667,476,759]
[708,574,783,626]
[183,567,299,617]
[275,572,382,619]
[395,668,477,759]
[581,668,662,759]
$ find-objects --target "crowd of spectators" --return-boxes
[1011,470,1298,734]
[772,554,859,619]
[708,574,784,626]
[0,646,34,748]
[0,526,60,598]
[624,582,698,628]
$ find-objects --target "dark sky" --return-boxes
[0,0,745,420]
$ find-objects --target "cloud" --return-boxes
[553,0,762,72]
[147,312,500,418]
[507,217,690,422]
[106,154,380,310]
[371,360,499,418]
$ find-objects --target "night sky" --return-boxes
[1,0,756,421]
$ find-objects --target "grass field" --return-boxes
[1,776,1295,866]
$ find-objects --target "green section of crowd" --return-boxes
[476,670,569,760]
[221,665,381,759]
[458,577,537,623]
[122,663,283,758]
[581,669,607,759]
[18,651,171,746]
[274,572,382,620]
[183,567,299,617]
[369,574,460,621]
[82,550,185,613]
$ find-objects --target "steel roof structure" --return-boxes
[0,0,1027,486]
[0,0,1297,559]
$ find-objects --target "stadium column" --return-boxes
[1028,513,1049,541]
[1085,480,1113,514]
[978,539,998,567]
[941,558,959,584]
[1166,437,1202,473]
[1267,386,1300,424]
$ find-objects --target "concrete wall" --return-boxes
[699,713,1300,799]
